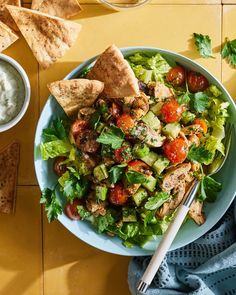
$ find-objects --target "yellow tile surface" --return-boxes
[1,2,234,295]
[43,217,131,295]
[40,4,222,108]
[0,38,39,185]
[222,1,236,3]
[0,186,42,295]
[222,5,236,100]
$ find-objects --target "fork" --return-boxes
[137,123,234,294]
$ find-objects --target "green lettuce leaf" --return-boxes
[40,140,72,160]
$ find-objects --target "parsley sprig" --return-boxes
[221,38,236,68]
[194,33,214,58]
[40,188,62,223]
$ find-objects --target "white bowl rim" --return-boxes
[34,46,236,256]
[0,53,31,132]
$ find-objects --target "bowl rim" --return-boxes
[0,53,31,133]
[34,46,236,256]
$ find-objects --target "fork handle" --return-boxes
[137,180,200,293]
[137,204,189,293]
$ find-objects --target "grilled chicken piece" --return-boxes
[189,200,205,225]
[157,180,186,218]
[130,92,149,120]
[86,194,107,217]
[161,163,191,192]
[188,134,200,147]
[133,123,165,148]
[153,82,175,100]
[82,152,97,170]
[125,184,141,196]
[181,124,203,136]
[78,107,96,119]
[122,92,149,120]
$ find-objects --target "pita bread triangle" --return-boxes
[87,44,140,98]
[7,5,82,69]
[0,142,20,214]
[48,79,104,118]
[32,0,82,19]
[0,0,20,31]
[0,20,18,52]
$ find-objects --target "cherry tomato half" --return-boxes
[116,113,135,134]
[187,71,209,93]
[64,199,82,220]
[109,183,128,206]
[160,99,183,123]
[70,119,89,141]
[166,66,185,87]
[114,145,132,163]
[128,160,152,175]
[53,156,67,177]
[193,118,208,135]
[76,129,100,154]
[163,138,188,164]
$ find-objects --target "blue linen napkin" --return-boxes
[128,199,236,295]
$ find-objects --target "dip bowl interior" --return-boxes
[0,54,31,133]
[34,47,236,256]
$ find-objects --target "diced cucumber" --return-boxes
[153,156,170,175]
[93,164,108,181]
[142,111,160,131]
[162,123,181,139]
[133,143,150,159]
[132,188,148,206]
[95,186,108,201]
[122,208,137,222]
[181,111,196,124]
[141,151,159,166]
[142,175,157,192]
[150,102,164,116]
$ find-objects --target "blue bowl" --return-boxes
[34,47,236,256]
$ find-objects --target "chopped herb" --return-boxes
[194,33,214,58]
[190,92,209,113]
[198,176,222,202]
[40,188,62,223]
[188,145,213,164]
[77,205,91,220]
[221,38,236,67]
[109,164,127,184]
[96,125,125,149]
[125,170,147,185]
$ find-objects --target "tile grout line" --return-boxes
[40,204,45,295]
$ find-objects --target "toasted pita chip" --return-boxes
[32,0,82,19]
[0,20,18,52]
[48,79,104,118]
[31,0,43,9]
[0,0,20,31]
[7,5,82,69]
[0,142,20,214]
[87,45,139,98]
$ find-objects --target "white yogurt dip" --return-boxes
[0,60,25,125]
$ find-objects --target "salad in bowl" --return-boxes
[37,45,230,251]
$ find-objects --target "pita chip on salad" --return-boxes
[31,0,82,19]
[0,20,18,52]
[48,79,104,118]
[6,5,82,69]
[0,142,20,214]
[0,0,20,31]
[87,44,139,98]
